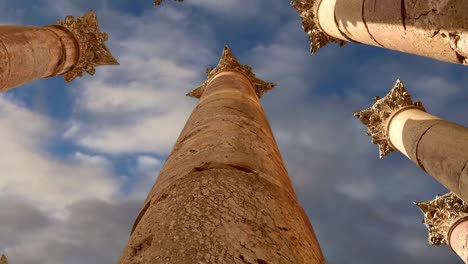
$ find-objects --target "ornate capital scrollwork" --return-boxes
[55,11,119,83]
[0,254,8,264]
[353,79,425,158]
[416,192,468,246]
[290,0,346,54]
[187,46,276,99]
[154,0,184,5]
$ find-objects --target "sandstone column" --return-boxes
[0,255,7,264]
[354,79,468,202]
[0,11,118,92]
[118,46,325,264]
[291,0,468,65]
[416,192,468,263]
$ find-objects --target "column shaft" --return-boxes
[294,0,468,64]
[0,25,78,91]
[355,80,468,202]
[0,11,118,92]
[389,109,468,201]
[118,72,324,264]
[450,218,468,263]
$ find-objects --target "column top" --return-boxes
[154,0,184,5]
[0,254,7,264]
[353,79,426,158]
[290,0,346,54]
[416,192,468,246]
[187,46,276,99]
[53,11,119,82]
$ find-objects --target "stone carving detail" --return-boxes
[55,11,119,82]
[0,254,8,264]
[154,0,184,5]
[187,46,276,99]
[290,0,346,54]
[353,79,425,158]
[416,192,468,245]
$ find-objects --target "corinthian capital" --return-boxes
[416,192,468,245]
[187,46,275,98]
[55,11,119,82]
[290,0,346,54]
[353,79,425,158]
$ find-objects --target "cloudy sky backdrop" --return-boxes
[0,0,467,263]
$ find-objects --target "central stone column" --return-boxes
[118,46,325,264]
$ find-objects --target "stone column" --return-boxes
[0,11,118,92]
[416,192,468,263]
[0,255,7,264]
[118,46,325,264]
[354,80,468,202]
[291,0,468,65]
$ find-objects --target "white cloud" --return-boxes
[64,6,216,155]
[185,0,285,22]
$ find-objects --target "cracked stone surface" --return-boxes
[118,72,325,263]
[294,0,468,65]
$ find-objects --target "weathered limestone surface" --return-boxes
[450,219,468,263]
[401,118,468,201]
[292,0,468,65]
[416,193,468,263]
[355,80,468,202]
[0,25,76,91]
[118,48,324,263]
[0,11,118,92]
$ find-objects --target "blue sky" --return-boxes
[0,0,467,263]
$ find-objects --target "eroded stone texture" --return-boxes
[450,219,468,263]
[0,11,118,92]
[402,118,468,202]
[292,0,468,65]
[118,71,325,263]
[0,25,72,91]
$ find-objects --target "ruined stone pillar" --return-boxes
[0,11,118,92]
[291,0,468,65]
[416,192,468,263]
[354,79,468,202]
[118,46,325,264]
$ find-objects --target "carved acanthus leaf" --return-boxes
[187,46,276,99]
[290,0,346,54]
[56,11,119,83]
[416,192,468,245]
[353,79,425,158]
[0,254,8,264]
